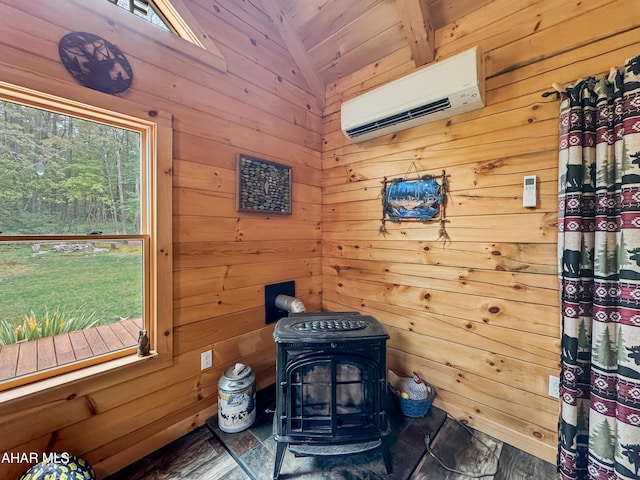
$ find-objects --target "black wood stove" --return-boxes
[272,311,391,479]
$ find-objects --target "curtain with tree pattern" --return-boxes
[558,55,640,480]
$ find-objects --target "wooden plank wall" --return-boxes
[1,0,638,476]
[0,0,321,478]
[322,0,640,463]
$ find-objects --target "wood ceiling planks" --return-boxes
[257,0,492,99]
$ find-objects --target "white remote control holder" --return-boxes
[523,175,536,208]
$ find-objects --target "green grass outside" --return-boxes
[0,242,143,343]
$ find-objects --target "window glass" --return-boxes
[0,101,141,236]
[108,0,172,32]
[0,99,146,382]
[0,240,143,346]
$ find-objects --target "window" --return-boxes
[108,0,172,32]
[105,0,227,72]
[0,82,172,392]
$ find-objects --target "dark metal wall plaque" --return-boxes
[58,32,133,94]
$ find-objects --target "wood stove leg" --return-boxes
[273,441,287,480]
[381,437,393,474]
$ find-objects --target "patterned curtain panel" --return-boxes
[558,55,640,480]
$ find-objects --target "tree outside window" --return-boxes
[0,96,149,386]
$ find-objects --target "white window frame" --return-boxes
[0,81,173,399]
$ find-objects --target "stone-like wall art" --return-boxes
[237,155,292,215]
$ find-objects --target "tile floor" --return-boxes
[107,385,558,480]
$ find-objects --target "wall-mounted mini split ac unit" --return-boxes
[340,46,485,142]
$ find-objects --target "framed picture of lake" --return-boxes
[237,154,292,215]
[381,175,444,222]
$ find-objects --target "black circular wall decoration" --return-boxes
[58,32,133,94]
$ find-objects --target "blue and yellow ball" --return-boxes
[19,455,95,480]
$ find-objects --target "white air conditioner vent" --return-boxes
[341,46,485,142]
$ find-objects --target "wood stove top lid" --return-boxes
[273,311,389,342]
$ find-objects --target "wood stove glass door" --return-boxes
[287,354,377,436]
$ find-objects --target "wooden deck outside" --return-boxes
[0,318,143,381]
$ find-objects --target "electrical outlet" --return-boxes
[548,375,560,398]
[201,350,213,370]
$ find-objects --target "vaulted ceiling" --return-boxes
[257,0,491,102]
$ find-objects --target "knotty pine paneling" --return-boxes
[308,2,403,72]
[0,0,321,478]
[322,0,640,463]
[323,239,557,274]
[1,0,638,475]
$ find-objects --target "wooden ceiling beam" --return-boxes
[395,0,435,67]
[260,0,326,110]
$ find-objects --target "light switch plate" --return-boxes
[548,375,560,398]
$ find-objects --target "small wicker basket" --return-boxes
[387,370,436,418]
